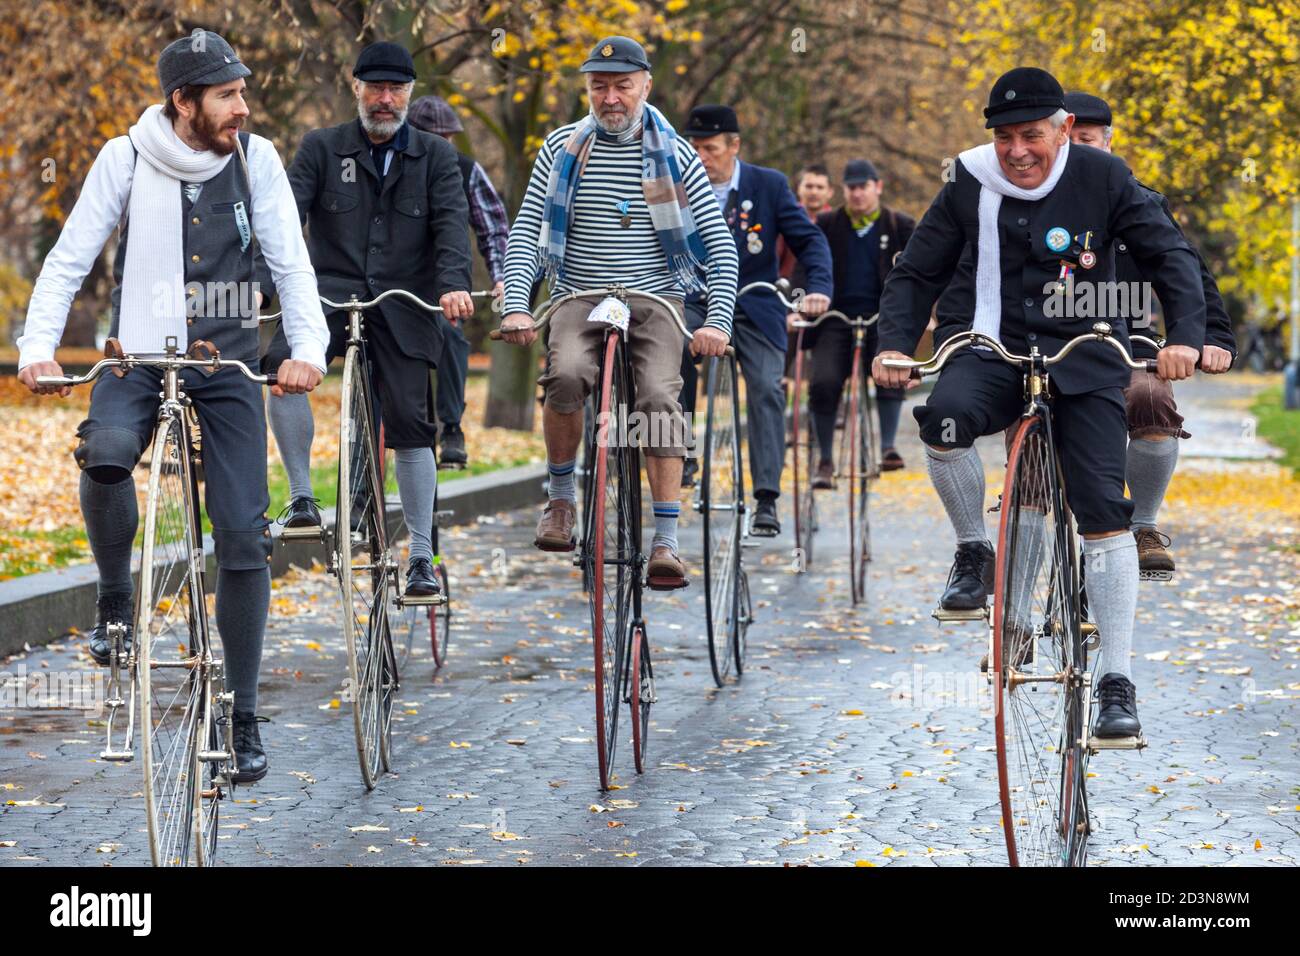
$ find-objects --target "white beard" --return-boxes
[358,101,408,141]
[593,99,645,135]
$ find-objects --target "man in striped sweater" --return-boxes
[499,36,739,588]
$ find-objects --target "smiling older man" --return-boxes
[873,67,1207,738]
[499,36,738,589]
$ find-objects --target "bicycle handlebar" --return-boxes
[259,288,495,323]
[790,310,878,330]
[35,351,275,389]
[880,322,1154,378]
[489,285,736,358]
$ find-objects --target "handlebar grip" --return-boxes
[489,329,502,340]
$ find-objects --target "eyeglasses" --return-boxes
[362,81,413,97]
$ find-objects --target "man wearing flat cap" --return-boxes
[499,36,739,589]
[804,158,916,484]
[17,28,331,783]
[678,104,833,535]
[408,94,511,470]
[874,67,1209,738]
[1057,91,1236,580]
[262,41,473,603]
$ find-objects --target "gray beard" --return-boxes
[592,100,645,137]
[358,102,407,141]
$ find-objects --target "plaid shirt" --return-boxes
[467,161,509,282]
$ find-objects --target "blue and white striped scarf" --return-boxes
[537,102,712,293]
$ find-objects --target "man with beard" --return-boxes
[263,42,473,602]
[498,36,738,588]
[17,30,330,782]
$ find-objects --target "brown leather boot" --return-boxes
[812,459,835,490]
[534,499,577,552]
[1134,527,1174,573]
[646,544,689,590]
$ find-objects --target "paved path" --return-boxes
[2,376,1297,866]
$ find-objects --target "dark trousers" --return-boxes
[435,314,470,429]
[74,365,271,569]
[264,312,438,448]
[913,351,1133,535]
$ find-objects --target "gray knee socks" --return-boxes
[925,445,988,545]
[268,391,316,501]
[80,472,138,600]
[215,567,271,714]
[1126,437,1178,529]
[394,446,436,563]
[1084,535,1139,681]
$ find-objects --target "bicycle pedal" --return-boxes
[279,525,326,542]
[198,749,230,762]
[99,749,134,762]
[931,605,989,623]
[740,538,764,549]
[438,462,467,472]
[1139,569,1173,582]
[434,509,455,521]
[646,575,690,591]
[1087,734,1148,753]
[397,592,447,607]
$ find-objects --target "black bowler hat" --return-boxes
[842,159,880,185]
[1064,91,1112,127]
[579,36,653,73]
[353,42,416,83]
[684,104,739,137]
[983,67,1065,129]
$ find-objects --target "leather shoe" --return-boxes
[87,593,134,667]
[646,544,689,590]
[534,499,577,552]
[940,540,995,610]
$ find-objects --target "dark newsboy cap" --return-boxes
[684,105,739,137]
[1064,91,1112,127]
[842,159,880,185]
[983,67,1066,129]
[353,42,416,83]
[579,36,652,73]
[158,30,251,98]
[408,95,463,135]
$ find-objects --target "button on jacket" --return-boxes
[287,118,472,363]
[878,143,1207,394]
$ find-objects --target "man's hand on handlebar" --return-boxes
[691,326,729,358]
[1156,343,1198,382]
[873,350,916,390]
[440,290,475,323]
[1200,344,1232,375]
[785,312,802,332]
[500,311,537,347]
[799,293,830,317]
[18,361,71,397]
[272,360,323,397]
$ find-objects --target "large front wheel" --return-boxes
[337,347,396,790]
[702,354,743,686]
[586,334,638,791]
[993,413,1090,867]
[138,411,219,867]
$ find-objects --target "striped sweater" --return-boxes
[502,119,740,334]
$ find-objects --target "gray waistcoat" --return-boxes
[111,131,261,367]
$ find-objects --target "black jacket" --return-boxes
[1118,185,1235,362]
[878,143,1207,394]
[286,119,472,363]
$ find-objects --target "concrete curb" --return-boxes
[0,462,547,659]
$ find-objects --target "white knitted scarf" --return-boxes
[955,140,1070,342]
[121,104,234,354]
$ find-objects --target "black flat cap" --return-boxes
[353,42,416,83]
[684,104,739,137]
[984,67,1065,129]
[1064,91,1112,127]
[158,30,251,98]
[843,159,880,185]
[579,36,652,74]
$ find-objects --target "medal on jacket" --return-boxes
[617,199,631,228]
[1075,230,1097,269]
[747,223,763,255]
